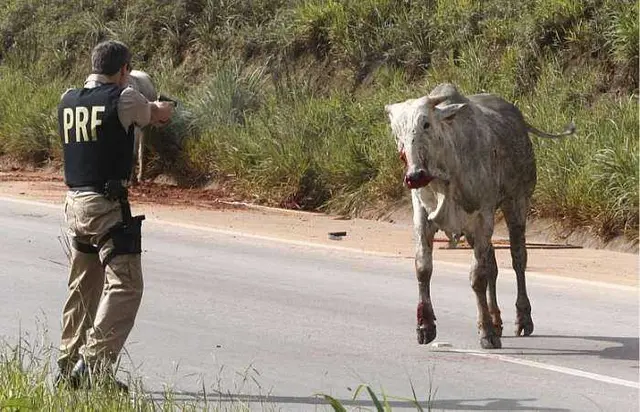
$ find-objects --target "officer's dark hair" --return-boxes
[91,40,132,76]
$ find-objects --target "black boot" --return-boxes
[65,357,129,392]
[54,359,78,390]
[54,372,70,389]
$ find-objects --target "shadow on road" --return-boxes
[502,334,639,362]
[145,391,569,411]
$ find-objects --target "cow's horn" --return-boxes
[426,95,449,108]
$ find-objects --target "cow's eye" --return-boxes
[423,120,430,130]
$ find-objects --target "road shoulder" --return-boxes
[0,178,637,288]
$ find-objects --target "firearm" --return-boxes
[158,94,179,107]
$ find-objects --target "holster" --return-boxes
[108,212,143,245]
[98,180,146,268]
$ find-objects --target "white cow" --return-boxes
[126,70,158,184]
[385,83,575,349]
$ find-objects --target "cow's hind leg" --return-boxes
[468,217,502,349]
[485,237,503,337]
[413,193,438,344]
[502,197,534,336]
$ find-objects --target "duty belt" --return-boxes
[69,185,105,193]
[68,180,129,200]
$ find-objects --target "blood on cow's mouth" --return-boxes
[404,172,434,189]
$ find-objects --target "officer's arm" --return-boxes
[118,87,174,130]
[149,101,173,125]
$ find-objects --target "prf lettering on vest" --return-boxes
[62,106,106,144]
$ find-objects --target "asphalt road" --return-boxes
[0,197,638,411]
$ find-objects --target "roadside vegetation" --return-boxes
[0,0,637,242]
[0,334,432,411]
[0,335,278,410]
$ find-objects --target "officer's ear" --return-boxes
[118,65,130,86]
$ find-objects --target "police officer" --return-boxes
[55,40,174,391]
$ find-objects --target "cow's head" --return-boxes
[385,89,467,189]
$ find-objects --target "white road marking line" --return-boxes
[0,196,60,210]
[442,348,640,389]
[146,218,405,258]
[0,196,403,259]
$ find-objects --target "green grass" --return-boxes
[0,333,270,411]
[0,332,435,411]
[0,68,64,162]
[0,0,637,242]
[0,326,152,411]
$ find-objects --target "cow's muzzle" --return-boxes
[404,170,433,189]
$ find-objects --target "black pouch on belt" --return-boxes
[110,215,145,254]
[101,215,145,268]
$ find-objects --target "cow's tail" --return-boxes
[526,121,576,139]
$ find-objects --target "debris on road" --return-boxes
[328,231,347,240]
[439,239,583,250]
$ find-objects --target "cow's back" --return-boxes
[128,70,158,102]
[468,93,537,200]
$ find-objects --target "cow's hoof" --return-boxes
[417,325,436,345]
[515,317,534,337]
[493,323,503,337]
[480,334,502,349]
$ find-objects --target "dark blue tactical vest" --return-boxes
[58,84,134,187]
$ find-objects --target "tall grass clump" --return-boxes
[318,380,436,411]
[186,71,409,212]
[0,332,278,411]
[0,330,150,411]
[0,68,63,162]
[532,93,639,241]
[517,59,639,241]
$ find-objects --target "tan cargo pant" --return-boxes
[58,191,143,372]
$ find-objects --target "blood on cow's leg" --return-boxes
[468,232,503,334]
[502,197,534,337]
[416,242,437,345]
[469,229,502,349]
[413,193,438,345]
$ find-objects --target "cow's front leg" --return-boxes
[135,127,145,183]
[468,230,502,349]
[485,249,503,337]
[130,128,142,185]
[413,195,438,344]
[485,247,503,337]
[416,239,437,344]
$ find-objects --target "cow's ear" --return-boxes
[384,103,394,116]
[384,103,400,121]
[435,103,467,122]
